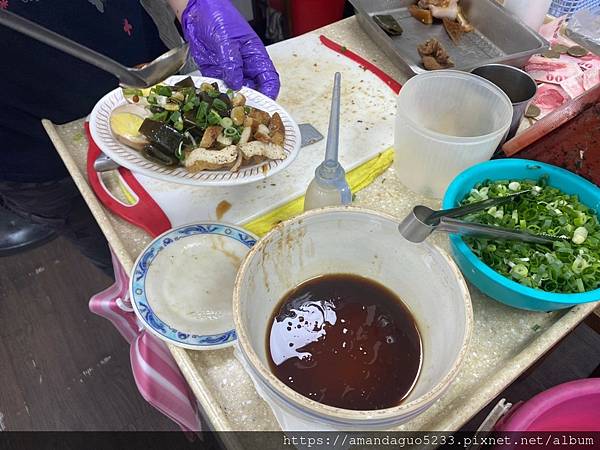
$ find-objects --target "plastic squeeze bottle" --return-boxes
[304,72,351,211]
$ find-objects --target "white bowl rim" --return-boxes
[397,70,513,143]
[232,206,474,422]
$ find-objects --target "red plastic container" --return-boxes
[270,0,346,36]
[496,378,600,432]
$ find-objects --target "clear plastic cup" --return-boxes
[394,70,513,199]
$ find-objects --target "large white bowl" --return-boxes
[233,207,473,429]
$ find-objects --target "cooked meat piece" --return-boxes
[408,5,433,24]
[417,38,437,57]
[184,145,238,172]
[254,130,272,143]
[417,38,454,70]
[418,0,458,20]
[268,112,284,134]
[232,92,246,107]
[422,55,444,70]
[248,108,271,125]
[230,106,246,126]
[457,8,474,32]
[443,17,463,44]
[199,126,222,148]
[254,124,272,144]
[243,116,259,133]
[239,141,286,161]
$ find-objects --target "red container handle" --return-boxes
[85,123,171,238]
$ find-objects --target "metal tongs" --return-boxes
[398,190,568,245]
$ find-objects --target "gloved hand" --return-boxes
[182,0,280,99]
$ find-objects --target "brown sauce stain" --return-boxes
[216,200,232,220]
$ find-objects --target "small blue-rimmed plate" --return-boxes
[130,223,257,350]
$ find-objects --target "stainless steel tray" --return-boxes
[350,0,549,77]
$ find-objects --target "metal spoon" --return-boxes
[0,9,189,88]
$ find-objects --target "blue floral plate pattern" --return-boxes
[130,223,257,349]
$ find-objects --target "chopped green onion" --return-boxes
[220,117,233,128]
[212,98,228,113]
[461,177,600,294]
[150,111,169,122]
[175,141,185,161]
[153,85,172,97]
[572,226,588,244]
[223,126,239,138]
[123,88,143,96]
[207,109,222,126]
[195,101,209,127]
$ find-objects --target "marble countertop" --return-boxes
[43,17,598,433]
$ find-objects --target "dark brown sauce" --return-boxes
[267,274,422,411]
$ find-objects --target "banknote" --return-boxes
[560,73,586,98]
[525,55,583,84]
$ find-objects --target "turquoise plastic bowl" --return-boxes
[442,159,600,311]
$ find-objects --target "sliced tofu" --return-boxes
[199,126,222,148]
[254,123,272,143]
[243,116,259,133]
[239,127,252,145]
[239,141,286,161]
[185,145,239,172]
[248,108,271,125]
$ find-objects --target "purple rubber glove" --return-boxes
[182,0,281,99]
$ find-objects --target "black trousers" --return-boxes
[0,177,113,278]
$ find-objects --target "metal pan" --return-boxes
[350,0,549,77]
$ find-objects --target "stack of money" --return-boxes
[523,16,600,120]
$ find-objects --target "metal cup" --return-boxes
[471,64,537,142]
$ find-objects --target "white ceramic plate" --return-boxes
[90,75,301,186]
[130,222,257,350]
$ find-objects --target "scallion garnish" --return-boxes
[461,178,600,293]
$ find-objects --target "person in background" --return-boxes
[0,0,279,276]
